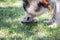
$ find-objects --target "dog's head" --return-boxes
[23,0,52,17]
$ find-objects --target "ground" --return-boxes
[0,0,60,40]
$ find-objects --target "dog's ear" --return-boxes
[42,0,53,14]
[23,0,30,11]
[48,5,52,14]
[42,0,49,5]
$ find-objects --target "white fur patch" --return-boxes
[27,1,38,13]
[56,2,60,13]
[48,22,57,28]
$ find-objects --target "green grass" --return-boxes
[0,0,60,40]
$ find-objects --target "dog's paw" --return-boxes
[48,23,57,28]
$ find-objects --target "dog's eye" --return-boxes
[38,2,49,8]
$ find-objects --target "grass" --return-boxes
[0,0,60,40]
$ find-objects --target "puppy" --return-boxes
[21,0,52,22]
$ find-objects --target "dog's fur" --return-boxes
[21,0,50,22]
[21,0,60,28]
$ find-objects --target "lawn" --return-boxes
[0,0,60,40]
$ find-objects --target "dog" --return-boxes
[21,0,52,23]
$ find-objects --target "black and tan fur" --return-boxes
[21,0,52,23]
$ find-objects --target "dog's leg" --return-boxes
[44,2,56,24]
[48,2,60,28]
